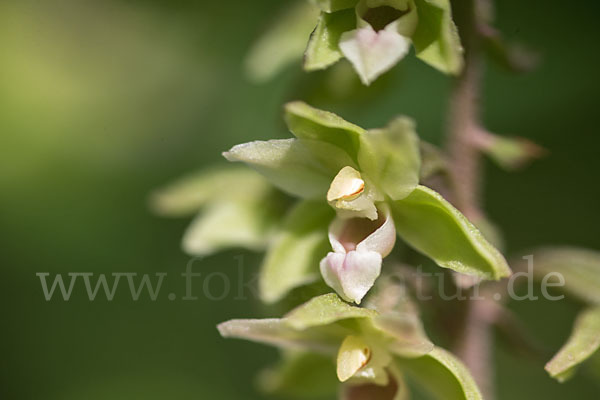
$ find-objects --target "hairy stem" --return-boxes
[447,0,484,221]
[448,0,495,398]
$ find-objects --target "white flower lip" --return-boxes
[320,205,396,304]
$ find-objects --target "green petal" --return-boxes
[358,116,421,200]
[545,306,600,382]
[245,1,320,82]
[223,138,332,198]
[412,0,463,75]
[285,293,378,330]
[528,247,600,305]
[396,347,483,400]
[284,101,365,162]
[182,197,281,256]
[311,0,359,13]
[305,9,356,71]
[258,351,338,398]
[149,167,268,217]
[390,185,511,280]
[259,200,334,303]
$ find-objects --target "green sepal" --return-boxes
[311,0,359,13]
[358,116,421,201]
[305,9,356,71]
[218,293,432,358]
[396,347,483,400]
[545,306,600,382]
[284,101,365,162]
[259,200,335,304]
[223,138,332,199]
[390,185,511,280]
[412,0,463,75]
[217,294,377,352]
[285,293,377,330]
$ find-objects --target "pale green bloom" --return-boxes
[219,292,483,399]
[225,101,510,303]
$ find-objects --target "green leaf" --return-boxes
[182,194,282,256]
[305,9,356,71]
[390,185,511,280]
[149,167,268,217]
[259,200,335,303]
[284,101,365,162]
[245,1,320,82]
[396,347,483,400]
[546,307,600,382]
[223,138,332,198]
[358,116,421,200]
[529,247,600,305]
[412,0,463,75]
[258,351,338,398]
[311,0,359,13]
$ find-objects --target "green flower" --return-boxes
[246,0,463,84]
[308,0,463,84]
[224,101,511,304]
[150,167,288,256]
[218,293,483,399]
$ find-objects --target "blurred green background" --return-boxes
[2,0,599,398]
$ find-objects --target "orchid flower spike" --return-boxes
[320,204,396,304]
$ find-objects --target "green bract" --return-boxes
[545,306,600,382]
[390,185,511,280]
[396,347,483,400]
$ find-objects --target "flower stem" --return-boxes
[447,0,496,398]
